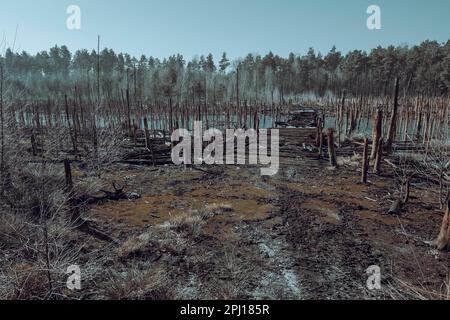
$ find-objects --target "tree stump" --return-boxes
[371,109,383,160]
[373,137,383,175]
[318,130,323,159]
[327,128,337,167]
[64,159,73,191]
[386,77,400,154]
[435,199,450,251]
[361,138,369,183]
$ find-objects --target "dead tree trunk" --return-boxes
[374,137,383,175]
[143,117,155,166]
[31,133,38,156]
[338,91,346,148]
[371,109,383,160]
[318,129,323,159]
[327,128,337,167]
[434,197,450,251]
[386,77,400,154]
[126,89,132,137]
[65,94,78,154]
[64,159,73,191]
[361,138,369,183]
[388,178,411,215]
[316,118,322,147]
[415,112,423,142]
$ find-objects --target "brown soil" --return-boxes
[82,145,449,300]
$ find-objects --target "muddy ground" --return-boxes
[72,144,449,300]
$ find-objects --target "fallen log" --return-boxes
[74,218,118,245]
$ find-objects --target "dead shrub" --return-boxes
[163,210,206,238]
[117,232,160,262]
[101,267,174,300]
[4,263,50,300]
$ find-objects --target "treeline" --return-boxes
[1,40,450,105]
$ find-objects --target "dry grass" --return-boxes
[117,232,158,261]
[205,203,234,213]
[386,276,450,300]
[168,212,206,231]
[337,154,362,167]
[0,212,95,300]
[160,204,233,238]
[1,263,49,300]
[101,267,174,300]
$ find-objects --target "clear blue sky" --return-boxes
[1,0,449,60]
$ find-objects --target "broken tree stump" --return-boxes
[434,195,450,251]
[388,200,403,215]
[316,118,322,147]
[327,128,337,167]
[361,138,369,183]
[388,179,411,215]
[386,77,400,154]
[64,159,73,191]
[318,129,323,159]
[31,133,38,156]
[374,137,383,175]
[371,108,383,160]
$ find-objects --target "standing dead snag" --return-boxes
[434,196,450,251]
[31,133,38,156]
[318,129,324,159]
[143,117,156,166]
[337,90,346,148]
[371,108,383,160]
[386,77,400,154]
[361,138,369,183]
[316,118,323,147]
[388,177,411,215]
[64,159,73,192]
[374,137,383,175]
[327,128,337,167]
[65,94,78,155]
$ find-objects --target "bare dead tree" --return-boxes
[386,77,400,154]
